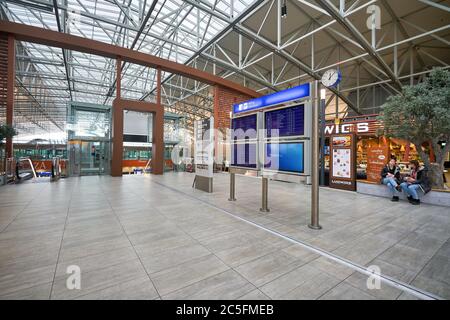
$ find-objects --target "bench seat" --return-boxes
[357,181,450,207]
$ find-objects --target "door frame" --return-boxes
[111,98,164,176]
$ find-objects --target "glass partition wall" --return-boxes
[67,103,111,176]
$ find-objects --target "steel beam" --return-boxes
[141,0,268,100]
[314,0,404,91]
[234,24,361,114]
[52,0,73,101]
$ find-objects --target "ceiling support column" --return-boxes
[6,34,15,158]
[153,67,164,175]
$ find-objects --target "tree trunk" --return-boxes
[429,163,445,189]
[414,142,431,167]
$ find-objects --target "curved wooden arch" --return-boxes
[0,21,259,98]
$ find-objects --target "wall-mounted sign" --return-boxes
[233,83,310,114]
[329,133,357,191]
[324,118,382,136]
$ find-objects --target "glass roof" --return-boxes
[2,0,448,141]
[1,0,255,137]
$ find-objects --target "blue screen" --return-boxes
[231,142,257,168]
[265,105,305,138]
[265,143,304,173]
[231,114,257,140]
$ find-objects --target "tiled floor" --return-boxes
[0,172,449,300]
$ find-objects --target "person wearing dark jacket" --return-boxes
[400,160,431,205]
[381,157,402,202]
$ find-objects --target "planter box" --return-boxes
[357,181,450,208]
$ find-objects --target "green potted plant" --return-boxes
[0,124,18,185]
[378,68,450,189]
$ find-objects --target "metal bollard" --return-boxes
[228,172,236,201]
[260,177,270,212]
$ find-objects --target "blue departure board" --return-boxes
[231,142,257,169]
[265,105,304,138]
[231,114,257,140]
[265,142,304,173]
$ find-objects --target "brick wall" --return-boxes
[213,85,253,133]
[213,85,254,162]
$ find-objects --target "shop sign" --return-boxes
[324,119,381,136]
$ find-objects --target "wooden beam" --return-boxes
[0,21,259,98]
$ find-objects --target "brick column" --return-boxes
[214,85,253,131]
[0,33,15,158]
[153,68,164,175]
[213,85,253,162]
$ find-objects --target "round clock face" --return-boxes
[322,69,341,88]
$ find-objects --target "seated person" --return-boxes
[400,160,431,205]
[380,156,402,202]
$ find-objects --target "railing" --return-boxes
[5,157,16,183]
[18,157,37,178]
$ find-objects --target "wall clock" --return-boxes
[322,69,342,88]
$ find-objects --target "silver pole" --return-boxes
[228,172,236,201]
[320,96,326,186]
[309,81,322,230]
[260,177,270,212]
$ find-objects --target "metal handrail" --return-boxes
[18,157,37,179]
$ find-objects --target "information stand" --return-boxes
[229,83,312,213]
[194,117,214,193]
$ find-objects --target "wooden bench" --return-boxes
[357,180,450,207]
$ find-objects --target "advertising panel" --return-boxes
[329,134,357,191]
[366,145,390,183]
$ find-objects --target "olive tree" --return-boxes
[378,68,450,189]
[0,124,17,145]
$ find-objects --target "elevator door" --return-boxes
[69,140,109,176]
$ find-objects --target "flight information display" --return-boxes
[231,142,257,169]
[231,114,257,140]
[265,142,304,173]
[265,105,305,138]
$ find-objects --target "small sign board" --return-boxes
[329,133,357,191]
[366,144,390,183]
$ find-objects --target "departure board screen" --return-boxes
[265,142,304,173]
[231,114,257,140]
[265,105,304,138]
[231,142,257,169]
